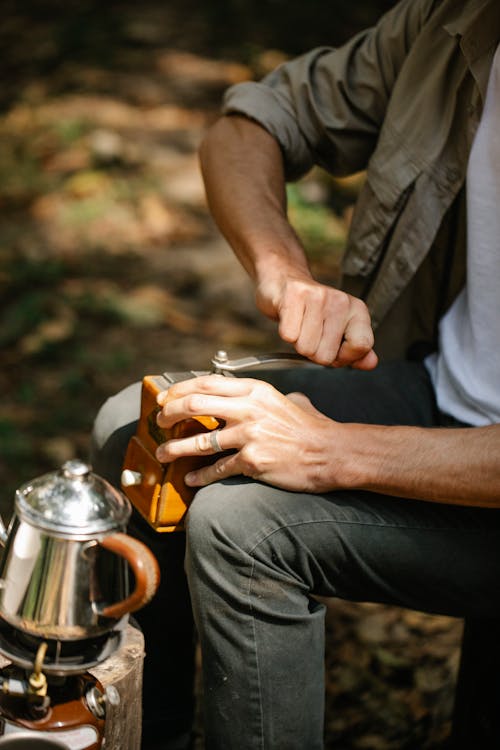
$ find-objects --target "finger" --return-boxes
[334,315,375,367]
[290,289,346,365]
[156,426,237,462]
[279,278,337,351]
[157,393,249,429]
[157,374,255,406]
[304,317,346,365]
[311,305,350,365]
[278,295,306,344]
[350,349,379,371]
[185,452,242,487]
[293,299,327,357]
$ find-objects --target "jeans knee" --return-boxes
[185,478,270,563]
[187,480,243,549]
[90,382,141,486]
[92,381,141,450]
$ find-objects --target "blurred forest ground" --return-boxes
[1,0,396,498]
[1,1,462,747]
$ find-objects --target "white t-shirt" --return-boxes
[425,43,500,426]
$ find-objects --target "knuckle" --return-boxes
[252,379,269,395]
[314,352,335,366]
[278,326,297,344]
[359,334,374,351]
[246,381,262,403]
[352,297,370,315]
[239,445,261,475]
[296,342,314,357]
[204,374,224,388]
[245,422,262,442]
[349,333,374,354]
[317,286,330,305]
[166,383,179,398]
[214,459,227,477]
[351,303,372,326]
[288,278,306,297]
[330,291,350,315]
[185,394,205,414]
[194,433,211,453]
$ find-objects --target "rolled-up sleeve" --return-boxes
[222,0,437,180]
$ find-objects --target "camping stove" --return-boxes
[0,620,118,749]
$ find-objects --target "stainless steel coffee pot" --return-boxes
[0,460,160,640]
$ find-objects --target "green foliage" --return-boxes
[54,119,88,146]
[5,257,65,291]
[1,292,53,347]
[286,183,346,260]
[0,419,34,461]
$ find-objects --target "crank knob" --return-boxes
[121,470,143,487]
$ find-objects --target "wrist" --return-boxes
[323,422,379,491]
[253,243,312,286]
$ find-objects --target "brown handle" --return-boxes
[98,533,160,619]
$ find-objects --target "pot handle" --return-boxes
[97,533,160,619]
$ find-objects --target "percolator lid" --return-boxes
[15,459,131,535]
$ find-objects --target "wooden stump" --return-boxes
[91,623,145,750]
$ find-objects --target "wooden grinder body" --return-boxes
[121,353,312,532]
[122,370,219,532]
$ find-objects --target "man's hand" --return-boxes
[155,375,343,493]
[256,271,378,369]
[199,116,377,370]
[155,374,500,508]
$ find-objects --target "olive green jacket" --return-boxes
[223,0,500,359]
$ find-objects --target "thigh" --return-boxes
[251,360,439,426]
[90,381,141,487]
[189,477,500,621]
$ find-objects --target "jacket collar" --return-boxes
[443,0,500,99]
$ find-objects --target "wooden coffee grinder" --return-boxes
[120,350,312,532]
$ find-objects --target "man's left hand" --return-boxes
[155,375,341,493]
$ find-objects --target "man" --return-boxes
[93,0,500,747]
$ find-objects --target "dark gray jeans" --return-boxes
[91,361,500,749]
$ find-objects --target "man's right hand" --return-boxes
[199,115,377,370]
[256,271,378,370]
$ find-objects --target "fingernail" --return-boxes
[185,472,196,485]
[157,391,168,406]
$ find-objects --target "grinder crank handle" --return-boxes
[97,533,161,619]
[211,350,316,374]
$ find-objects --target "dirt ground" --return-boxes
[0,2,462,747]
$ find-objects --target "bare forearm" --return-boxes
[338,423,500,507]
[198,115,310,282]
[199,115,377,368]
[156,375,499,506]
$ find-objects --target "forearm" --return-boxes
[198,115,311,284]
[337,422,500,507]
[156,376,499,505]
[199,115,377,368]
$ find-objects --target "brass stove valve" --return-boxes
[27,641,48,697]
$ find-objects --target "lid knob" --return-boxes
[62,459,91,480]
